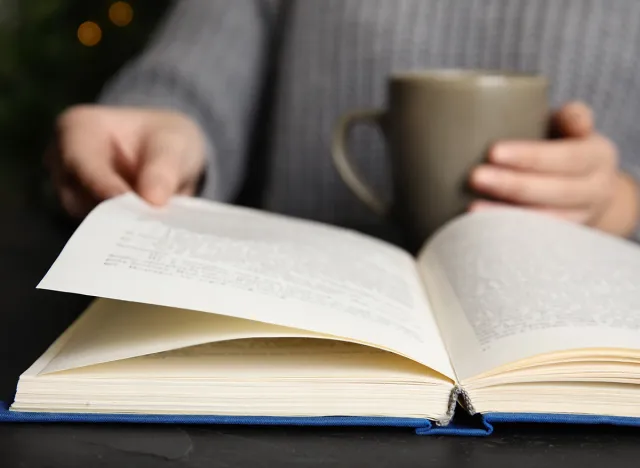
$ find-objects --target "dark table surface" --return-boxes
[0,204,639,468]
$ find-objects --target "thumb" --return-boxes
[137,132,184,205]
[553,101,594,138]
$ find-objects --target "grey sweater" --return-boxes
[100,0,640,241]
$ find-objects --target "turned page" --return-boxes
[34,299,333,375]
[417,209,640,381]
[38,193,454,378]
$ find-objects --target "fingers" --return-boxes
[178,182,198,196]
[488,102,606,176]
[553,101,594,138]
[137,131,186,205]
[58,181,99,219]
[47,143,99,218]
[65,151,131,201]
[49,107,132,219]
[49,106,207,218]
[56,108,131,200]
[489,135,615,176]
[468,199,590,224]
[471,101,621,228]
[470,164,603,208]
[50,155,93,219]
[52,106,207,213]
[137,113,207,205]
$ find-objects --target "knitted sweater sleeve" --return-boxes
[98,0,276,201]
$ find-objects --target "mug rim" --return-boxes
[390,68,547,86]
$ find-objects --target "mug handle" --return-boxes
[331,109,389,216]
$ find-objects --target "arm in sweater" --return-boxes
[98,0,276,201]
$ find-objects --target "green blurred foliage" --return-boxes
[0,0,169,205]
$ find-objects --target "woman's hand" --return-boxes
[469,101,639,237]
[47,105,208,218]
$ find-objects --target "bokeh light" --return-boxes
[109,1,134,27]
[77,21,102,47]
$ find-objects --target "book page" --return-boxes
[39,299,331,374]
[417,209,640,381]
[38,193,454,379]
[54,338,441,381]
[16,338,453,419]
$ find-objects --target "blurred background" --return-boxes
[0,0,169,209]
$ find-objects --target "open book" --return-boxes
[6,193,640,428]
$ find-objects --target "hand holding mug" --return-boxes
[332,70,549,247]
[470,101,640,237]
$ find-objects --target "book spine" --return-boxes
[457,386,477,415]
[437,385,477,426]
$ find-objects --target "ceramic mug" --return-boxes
[332,69,549,244]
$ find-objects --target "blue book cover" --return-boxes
[2,400,639,436]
